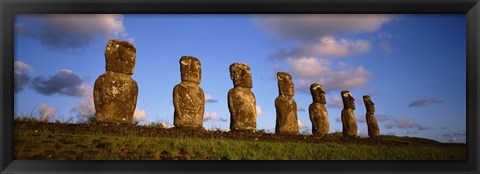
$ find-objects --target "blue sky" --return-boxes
[14,14,466,143]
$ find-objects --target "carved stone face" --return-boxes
[105,39,136,75]
[341,90,355,110]
[310,83,326,104]
[229,62,252,88]
[363,95,375,112]
[277,72,294,96]
[180,56,201,83]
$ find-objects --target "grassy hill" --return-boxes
[14,121,466,160]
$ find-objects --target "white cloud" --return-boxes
[256,105,262,116]
[255,14,396,41]
[17,14,131,51]
[288,57,333,79]
[133,108,147,122]
[161,122,173,128]
[205,93,219,103]
[386,118,429,130]
[289,58,372,92]
[270,36,371,60]
[358,128,369,137]
[71,96,95,121]
[14,61,34,73]
[258,15,398,94]
[38,103,56,121]
[298,120,308,130]
[14,61,34,93]
[204,112,227,122]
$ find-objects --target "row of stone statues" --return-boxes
[93,40,380,138]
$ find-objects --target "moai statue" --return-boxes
[173,56,205,130]
[341,90,357,137]
[94,39,138,123]
[363,95,380,137]
[228,63,257,132]
[275,72,299,135]
[309,83,329,136]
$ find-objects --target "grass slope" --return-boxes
[14,121,466,160]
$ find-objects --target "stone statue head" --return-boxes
[179,56,201,83]
[363,95,375,112]
[277,72,294,96]
[310,83,326,104]
[341,90,355,110]
[229,62,252,88]
[105,39,136,75]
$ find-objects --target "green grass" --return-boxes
[14,123,466,160]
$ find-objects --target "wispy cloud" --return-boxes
[357,114,391,123]
[408,98,443,107]
[205,93,219,103]
[355,115,366,123]
[384,117,432,132]
[255,14,396,41]
[385,118,415,129]
[269,36,371,60]
[416,124,432,131]
[30,69,91,97]
[298,120,308,131]
[204,112,227,122]
[376,114,392,122]
[289,58,372,93]
[256,15,400,94]
[256,105,263,116]
[297,106,306,112]
[14,61,34,93]
[38,103,56,121]
[442,133,464,143]
[133,108,147,122]
[16,14,132,52]
[71,96,95,122]
[406,130,418,135]
[453,130,466,136]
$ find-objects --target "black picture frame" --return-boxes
[1,0,479,173]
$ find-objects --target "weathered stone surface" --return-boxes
[173,56,205,129]
[94,39,138,124]
[341,90,357,137]
[363,95,380,137]
[228,63,256,132]
[275,72,299,135]
[105,40,136,75]
[309,83,329,135]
